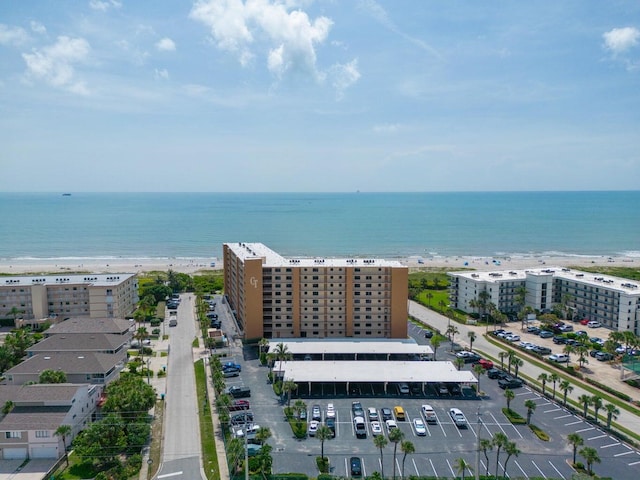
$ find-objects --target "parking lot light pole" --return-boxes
[475,407,482,480]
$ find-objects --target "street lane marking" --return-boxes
[601,442,621,448]
[158,473,183,479]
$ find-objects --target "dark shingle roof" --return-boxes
[0,409,68,430]
[45,317,132,336]
[5,352,120,375]
[28,333,128,353]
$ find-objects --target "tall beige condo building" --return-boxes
[223,243,408,341]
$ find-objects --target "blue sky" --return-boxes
[1,0,639,192]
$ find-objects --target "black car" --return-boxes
[487,368,507,379]
[231,412,254,425]
[350,457,362,477]
[381,407,393,421]
[351,401,364,418]
[424,330,433,339]
[498,376,524,389]
[532,346,552,355]
[325,417,336,437]
[553,336,567,344]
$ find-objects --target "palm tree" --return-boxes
[454,357,465,371]
[8,306,23,322]
[549,373,560,400]
[316,425,332,461]
[499,351,509,370]
[563,343,575,363]
[605,403,620,429]
[591,395,603,424]
[538,373,549,395]
[293,399,307,419]
[578,394,592,419]
[446,324,459,350]
[580,446,601,475]
[430,334,443,361]
[504,388,515,410]
[479,438,492,477]
[400,440,415,480]
[256,426,272,446]
[473,364,485,395]
[467,331,477,352]
[567,433,584,465]
[389,427,404,480]
[524,399,536,425]
[373,433,388,479]
[55,424,72,467]
[282,379,298,406]
[560,380,573,406]
[426,292,433,306]
[1,401,14,416]
[454,457,472,480]
[258,337,269,355]
[513,358,524,378]
[492,432,508,479]
[503,440,520,479]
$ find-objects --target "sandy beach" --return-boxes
[0,253,635,276]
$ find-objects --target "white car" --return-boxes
[421,404,437,424]
[505,334,520,342]
[449,408,467,428]
[385,419,398,432]
[413,418,427,436]
[234,423,260,438]
[587,321,601,328]
[367,407,379,421]
[308,420,319,436]
[549,353,569,363]
[371,421,382,436]
[326,403,336,418]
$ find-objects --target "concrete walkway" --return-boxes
[409,300,640,439]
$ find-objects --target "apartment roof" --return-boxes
[225,242,404,268]
[274,360,477,384]
[5,352,120,376]
[1,273,135,288]
[1,409,69,430]
[15,384,85,404]
[0,386,24,405]
[450,267,640,295]
[268,338,433,356]
[45,317,132,336]
[28,333,127,353]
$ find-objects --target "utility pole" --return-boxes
[244,412,249,480]
[475,406,482,480]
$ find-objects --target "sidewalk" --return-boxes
[408,300,640,439]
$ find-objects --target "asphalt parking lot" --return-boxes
[217,307,639,479]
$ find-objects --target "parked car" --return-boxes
[223,368,240,378]
[381,407,393,421]
[367,407,379,421]
[487,368,508,379]
[558,324,574,332]
[421,404,437,424]
[371,421,382,436]
[351,401,364,418]
[226,386,251,398]
[596,351,614,361]
[229,400,250,411]
[325,417,336,437]
[398,383,410,394]
[553,336,567,344]
[312,405,322,422]
[473,358,494,370]
[385,419,398,432]
[526,326,541,334]
[505,334,520,342]
[354,416,367,438]
[498,376,524,389]
[424,330,434,338]
[350,457,362,477]
[222,362,242,372]
[413,418,427,436]
[539,330,554,338]
[449,408,467,427]
[532,346,552,355]
[231,412,254,425]
[549,353,570,363]
[308,420,319,436]
[436,383,450,395]
[588,321,601,328]
[326,403,336,418]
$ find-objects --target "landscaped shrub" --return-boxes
[529,424,549,441]
[502,408,526,425]
[586,377,632,402]
[316,456,329,473]
[288,419,307,438]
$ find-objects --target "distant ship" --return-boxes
[62,193,72,196]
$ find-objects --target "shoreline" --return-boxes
[0,253,635,276]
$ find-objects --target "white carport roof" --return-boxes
[268,339,433,356]
[275,360,477,384]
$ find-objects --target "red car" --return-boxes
[229,400,250,411]
[580,318,590,325]
[474,358,494,369]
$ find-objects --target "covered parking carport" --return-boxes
[274,360,477,398]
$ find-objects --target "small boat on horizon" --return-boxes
[62,193,72,196]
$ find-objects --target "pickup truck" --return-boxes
[226,386,251,398]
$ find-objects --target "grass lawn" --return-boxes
[195,358,220,480]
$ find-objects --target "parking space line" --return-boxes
[428,458,436,477]
[531,460,547,478]
[446,458,455,478]
[628,460,640,466]
[544,407,561,413]
[601,442,621,449]
[488,412,508,435]
[411,458,419,476]
[536,401,552,406]
[343,457,348,477]
[575,427,594,433]
[565,420,582,426]
[554,414,572,419]
[514,459,527,477]
[587,434,607,440]
[614,450,634,457]
[549,460,565,479]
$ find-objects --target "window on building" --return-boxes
[6,431,21,439]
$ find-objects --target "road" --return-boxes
[156,294,205,480]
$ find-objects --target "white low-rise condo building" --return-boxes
[449,267,640,335]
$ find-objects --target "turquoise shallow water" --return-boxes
[0,191,638,260]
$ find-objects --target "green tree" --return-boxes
[430,334,444,360]
[507,350,517,374]
[454,457,472,480]
[567,433,584,466]
[227,438,244,474]
[258,338,269,355]
[373,433,388,479]
[316,425,332,461]
[503,440,521,479]
[425,292,433,306]
[560,380,573,406]
[102,373,156,421]
[549,373,560,400]
[524,399,536,425]
[538,373,549,396]
[4,329,35,361]
[504,388,515,410]
[578,394,592,419]
[591,395,603,424]
[513,357,524,378]
[492,432,508,479]
[282,379,298,406]
[8,306,24,322]
[256,426,272,446]
[454,357,465,371]
[563,343,575,363]
[579,446,601,475]
[55,424,72,467]
[39,369,67,384]
[473,363,485,395]
[467,331,477,352]
[389,427,405,480]
[605,403,620,429]
[1,401,14,416]
[446,324,459,350]
[73,414,127,467]
[499,351,509,370]
[479,438,492,477]
[400,439,415,480]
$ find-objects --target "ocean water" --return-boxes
[0,191,638,261]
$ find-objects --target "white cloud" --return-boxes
[190,0,333,80]
[328,59,360,99]
[156,37,176,52]
[22,36,91,95]
[30,21,47,35]
[89,0,122,11]
[155,68,169,80]
[0,24,30,47]
[603,27,640,55]
[373,123,400,133]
